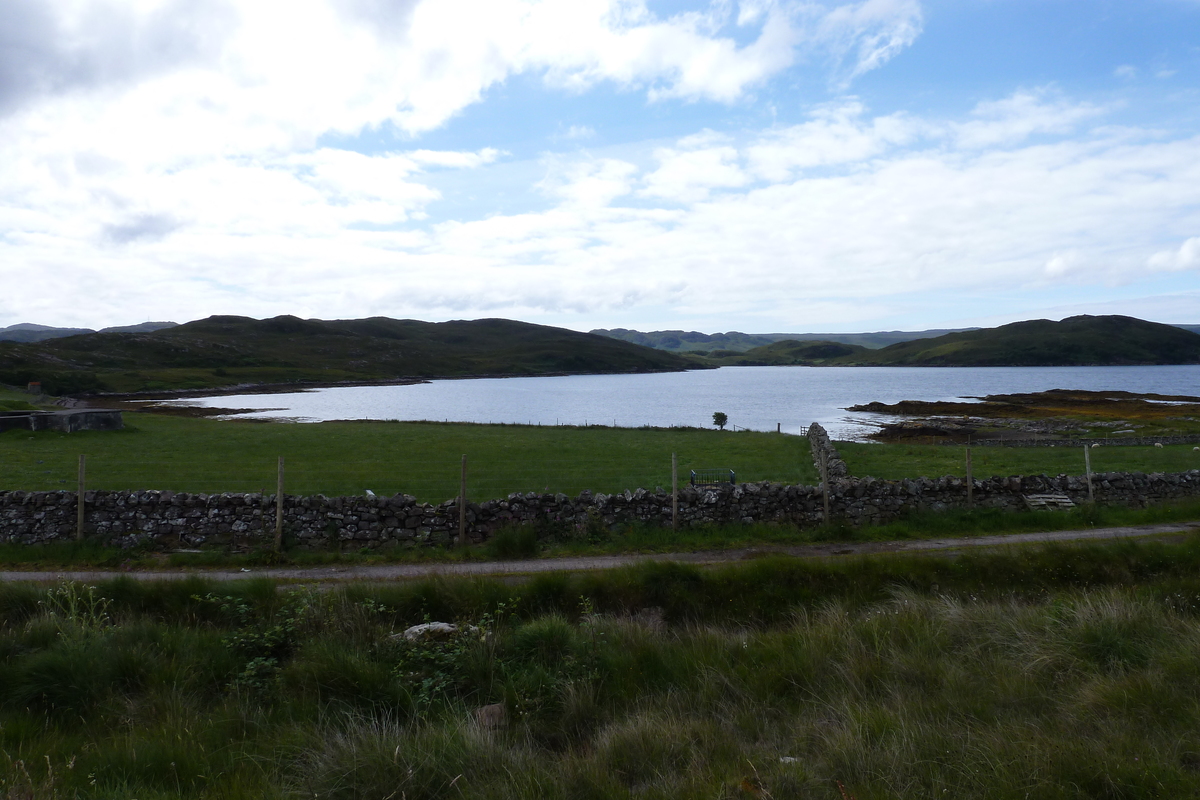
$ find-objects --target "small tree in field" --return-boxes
[712,412,728,430]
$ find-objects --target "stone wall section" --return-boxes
[806,422,848,479]
[3,468,1198,550]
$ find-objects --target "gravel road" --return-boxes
[1,522,1195,584]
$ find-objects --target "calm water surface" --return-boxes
[169,365,1200,440]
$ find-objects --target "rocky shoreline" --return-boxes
[850,389,1200,444]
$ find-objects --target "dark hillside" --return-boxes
[708,339,871,365]
[0,315,695,395]
[831,315,1200,366]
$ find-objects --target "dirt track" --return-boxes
[1,522,1196,584]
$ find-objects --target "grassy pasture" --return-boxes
[840,440,1200,480]
[3,412,1199,503]
[5,538,1200,798]
[0,413,820,501]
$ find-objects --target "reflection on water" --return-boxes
[166,365,1200,441]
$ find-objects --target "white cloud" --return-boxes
[408,149,499,169]
[2,0,923,148]
[745,100,920,180]
[640,130,749,202]
[379,105,1200,327]
[817,0,923,87]
[737,0,773,26]
[1043,250,1086,279]
[539,157,640,207]
[1148,237,1200,271]
[1114,64,1137,80]
[952,89,1108,149]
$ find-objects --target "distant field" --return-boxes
[840,441,1200,480]
[0,413,819,501]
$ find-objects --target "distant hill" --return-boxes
[591,327,977,352]
[0,321,177,343]
[706,340,872,365]
[830,315,1200,366]
[590,329,778,353]
[101,321,179,334]
[0,323,96,343]
[613,316,1200,366]
[0,316,695,395]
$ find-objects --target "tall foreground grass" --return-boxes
[5,538,1200,798]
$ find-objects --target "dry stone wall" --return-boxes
[2,468,1199,550]
[806,422,848,479]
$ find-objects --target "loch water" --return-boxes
[168,365,1200,441]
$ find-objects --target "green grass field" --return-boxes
[3,412,1199,504]
[0,413,819,501]
[840,440,1200,480]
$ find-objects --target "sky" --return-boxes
[2,0,1199,334]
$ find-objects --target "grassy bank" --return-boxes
[840,440,1200,480]
[5,537,1200,798]
[0,414,818,501]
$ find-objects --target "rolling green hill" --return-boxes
[706,339,872,365]
[0,315,696,395]
[829,315,1200,366]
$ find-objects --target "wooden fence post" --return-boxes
[965,446,973,509]
[76,454,86,541]
[820,450,830,525]
[459,454,467,546]
[274,457,284,553]
[671,453,678,532]
[1084,445,1094,504]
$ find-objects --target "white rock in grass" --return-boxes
[397,621,458,641]
[394,621,480,641]
[474,703,507,731]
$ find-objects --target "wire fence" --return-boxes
[4,434,1197,504]
[1,454,819,504]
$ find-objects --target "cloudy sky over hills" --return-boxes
[2,0,1199,333]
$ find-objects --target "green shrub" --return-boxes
[484,526,540,560]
